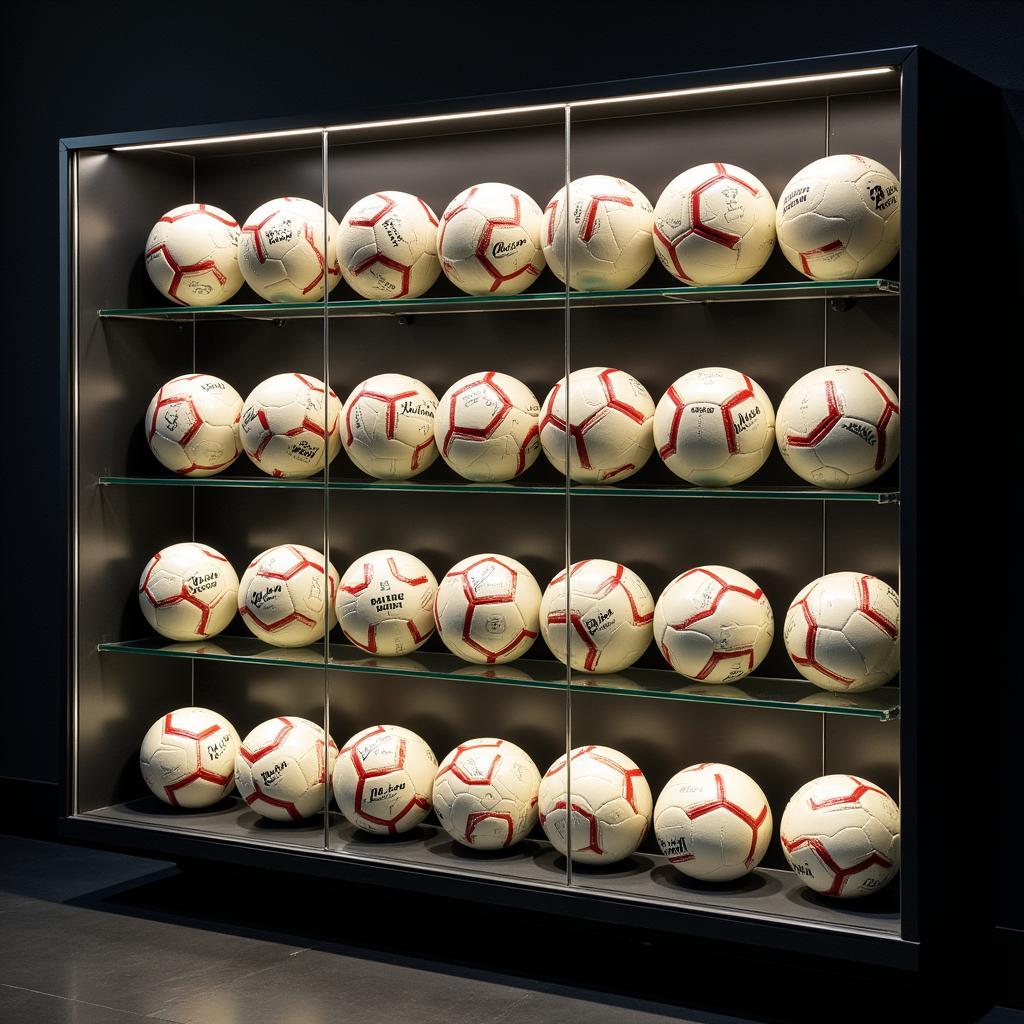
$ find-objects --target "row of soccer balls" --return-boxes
[148,364,899,489]
[145,154,900,306]
[141,543,900,692]
[141,710,900,899]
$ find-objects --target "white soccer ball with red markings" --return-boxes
[145,373,243,477]
[333,725,437,835]
[434,554,541,665]
[336,549,437,656]
[538,745,652,865]
[237,197,341,302]
[432,738,541,850]
[542,175,655,291]
[434,371,541,482]
[238,544,339,647]
[776,155,900,280]
[780,774,900,898]
[337,190,441,300]
[145,203,243,306]
[139,543,239,642]
[539,367,655,484]
[437,182,546,296]
[784,571,899,692]
[140,707,239,809]
[654,367,775,486]
[654,763,773,881]
[776,365,899,488]
[654,566,774,683]
[653,164,776,286]
[539,559,654,674]
[239,372,341,478]
[342,373,439,480]
[235,716,337,822]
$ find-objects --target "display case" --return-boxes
[60,47,989,969]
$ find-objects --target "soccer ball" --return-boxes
[235,716,337,821]
[434,554,541,664]
[140,707,239,808]
[542,175,654,290]
[145,203,243,306]
[432,738,541,849]
[336,190,441,300]
[336,549,437,655]
[437,182,545,295]
[145,373,243,477]
[538,745,652,864]
[776,154,900,280]
[238,544,339,647]
[333,724,437,834]
[654,367,775,486]
[776,365,900,488]
[434,371,540,482]
[539,367,655,484]
[654,763,772,881]
[237,197,341,302]
[540,559,654,674]
[342,373,439,479]
[139,543,239,641]
[780,774,900,898]
[239,372,342,478]
[784,571,899,692]
[653,163,776,286]
[653,566,774,683]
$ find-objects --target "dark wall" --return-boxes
[3,0,1019,933]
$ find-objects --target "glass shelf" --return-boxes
[98,635,900,720]
[97,475,898,503]
[98,278,899,322]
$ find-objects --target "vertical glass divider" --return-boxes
[562,103,573,889]
[321,129,332,854]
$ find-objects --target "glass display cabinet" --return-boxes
[59,46,988,969]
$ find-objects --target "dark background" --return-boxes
[2,0,1020,978]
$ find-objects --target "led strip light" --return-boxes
[112,67,895,152]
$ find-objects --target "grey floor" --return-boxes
[0,835,1018,1024]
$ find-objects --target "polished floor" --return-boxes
[0,834,1017,1024]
